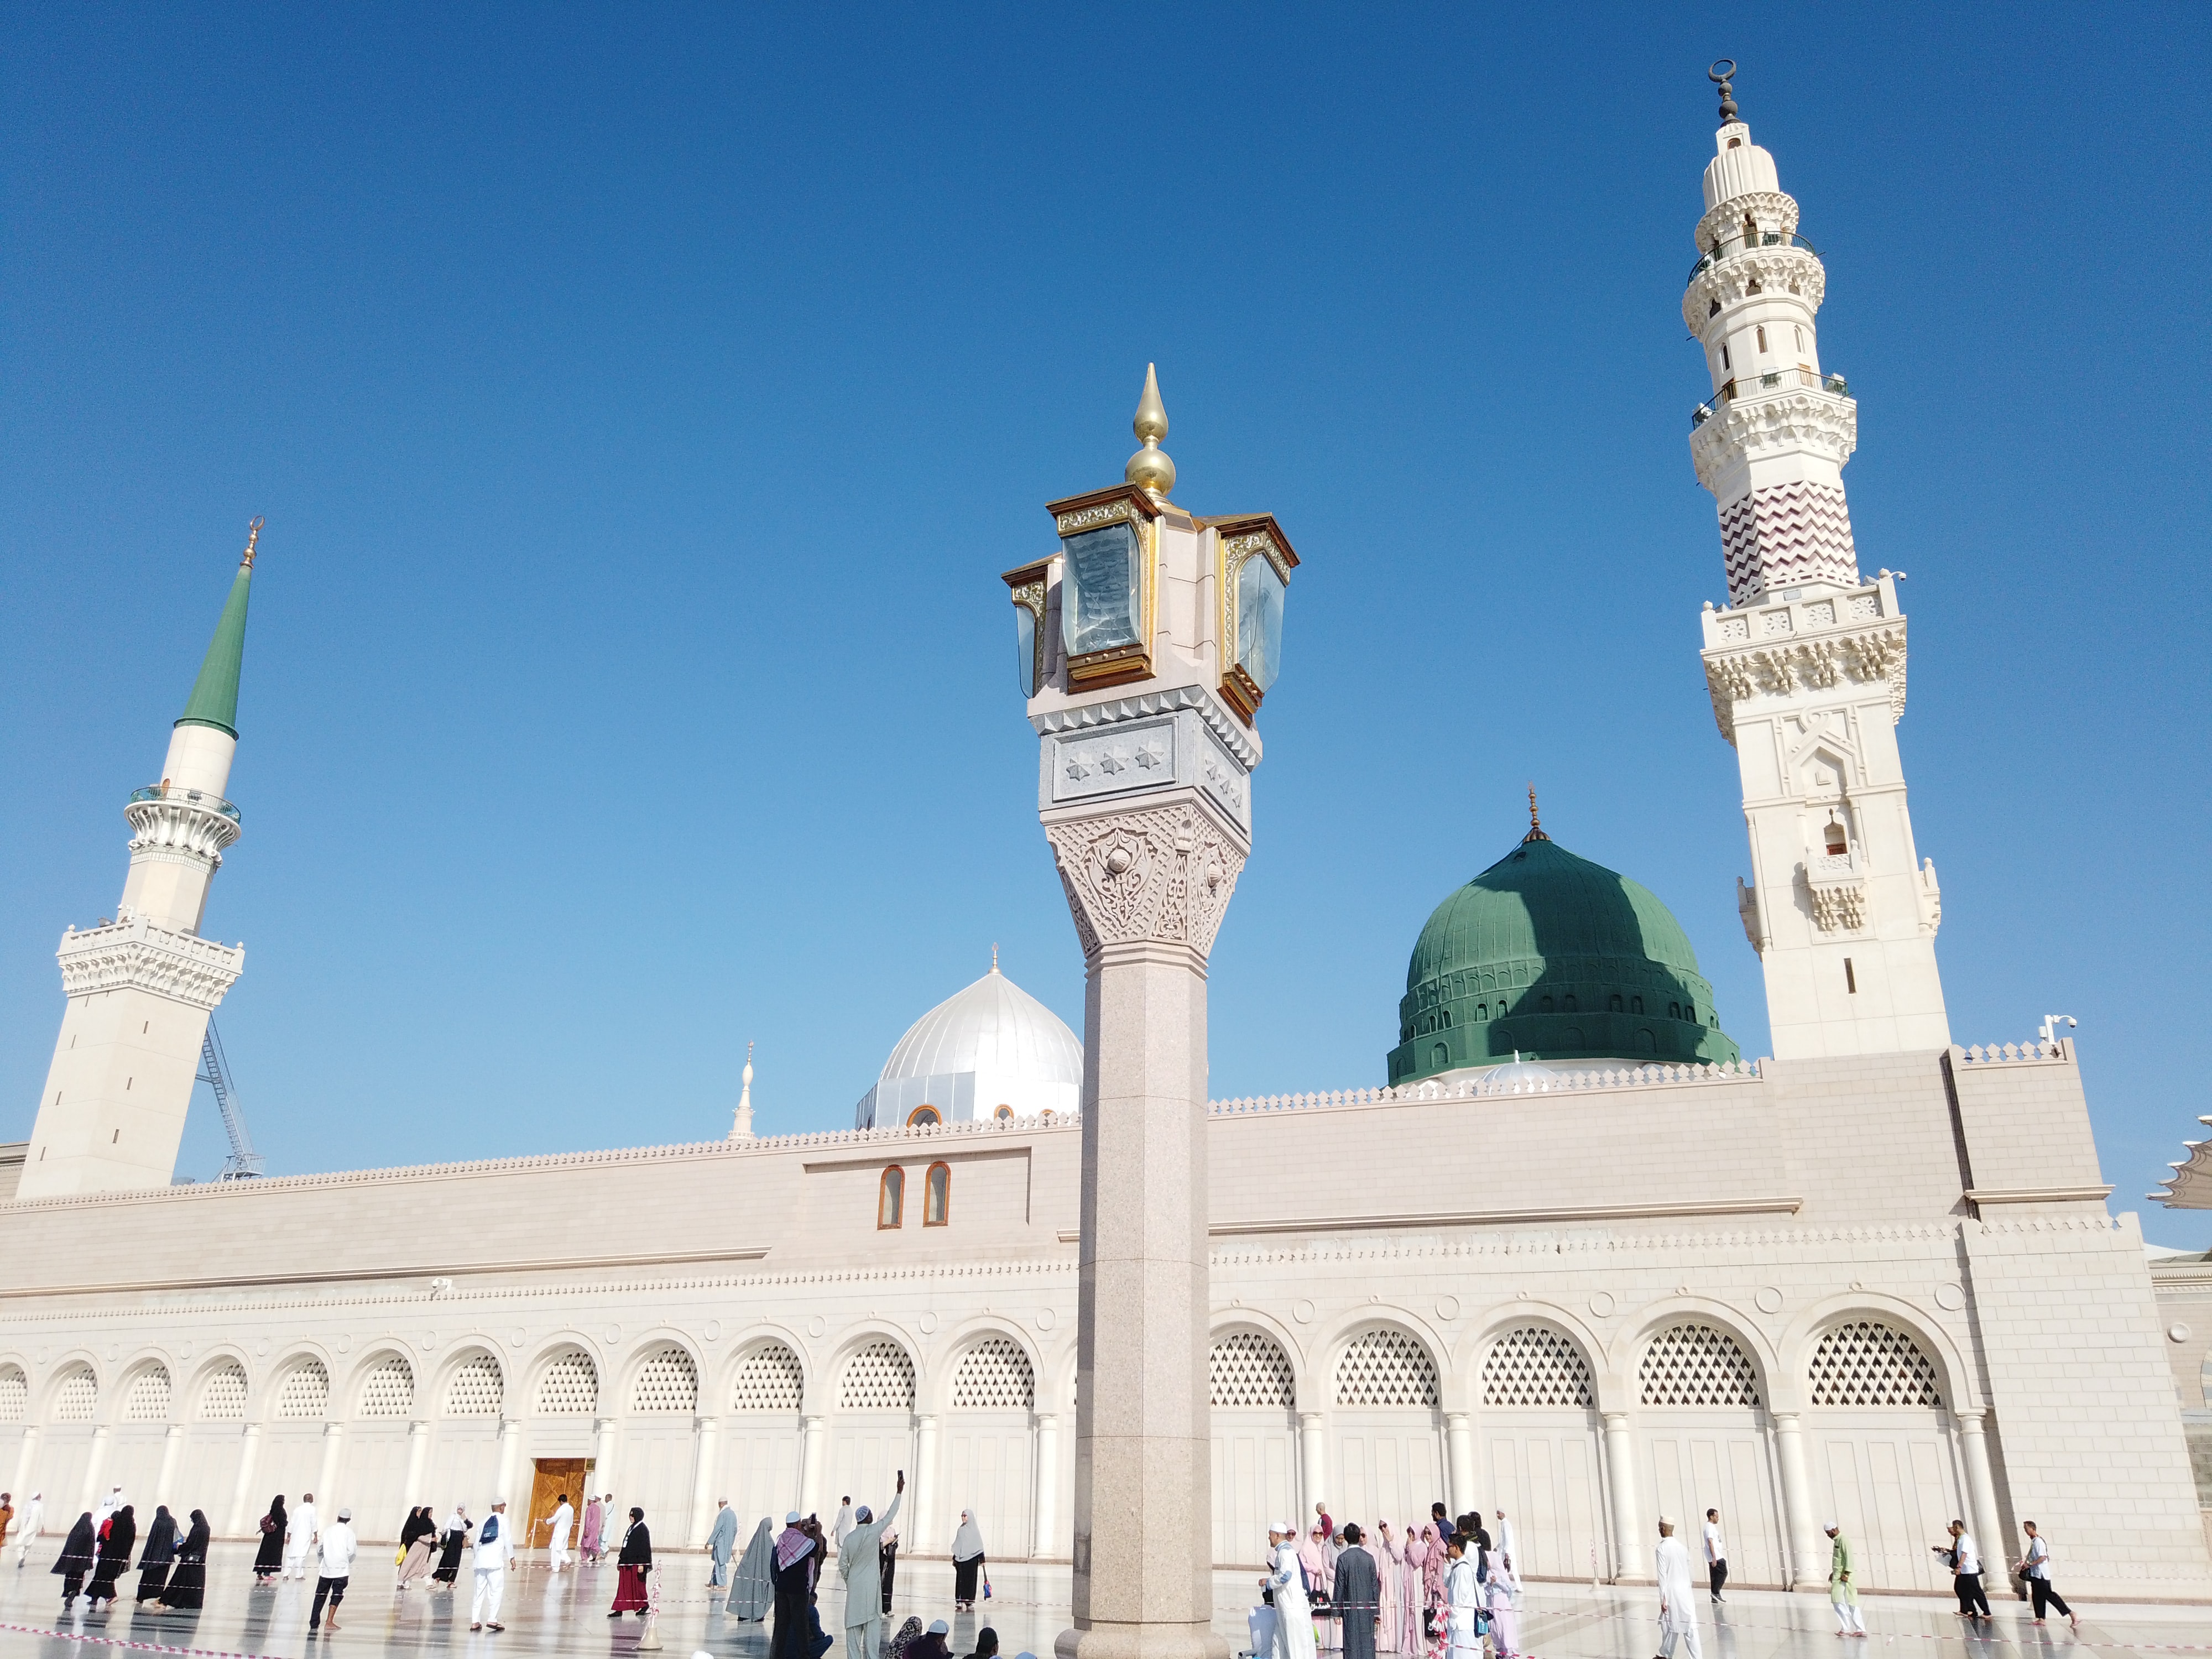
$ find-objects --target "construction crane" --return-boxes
[197,1018,266,1180]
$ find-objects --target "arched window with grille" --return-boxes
[1807,1320,1944,1406]
[0,1364,27,1423]
[879,1166,904,1228]
[536,1348,600,1415]
[951,1336,1034,1410]
[358,1356,416,1418]
[1638,1323,1761,1406]
[198,1361,247,1421]
[123,1364,172,1423]
[277,1358,331,1421]
[839,1340,916,1412]
[631,1345,700,1414]
[1335,1327,1439,1407]
[731,1343,805,1414]
[924,1162,950,1226]
[51,1365,98,1422]
[1209,1331,1296,1408]
[1481,1327,1594,1407]
[443,1353,504,1417]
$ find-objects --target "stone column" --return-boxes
[11,1426,41,1511]
[316,1421,346,1514]
[1443,1412,1476,1521]
[1033,1413,1061,1558]
[155,1423,186,1509]
[592,1417,620,1510]
[404,1421,432,1507]
[1771,1411,1822,1590]
[1955,1408,2006,1572]
[913,1413,940,1553]
[797,1415,827,1519]
[1047,800,1246,1659]
[81,1425,112,1516]
[689,1416,723,1546]
[1600,1412,1644,1583]
[494,1418,524,1507]
[1298,1412,1326,1523]
[226,1423,262,1537]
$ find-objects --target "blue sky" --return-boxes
[5,5,2208,1243]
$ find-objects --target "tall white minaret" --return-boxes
[17,524,260,1198]
[1687,67,1948,1059]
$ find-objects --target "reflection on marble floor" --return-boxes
[0,1546,2201,1659]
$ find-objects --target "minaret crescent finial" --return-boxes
[1524,784,1551,843]
[241,516,265,570]
[1125,363,1177,498]
[1708,58,1739,126]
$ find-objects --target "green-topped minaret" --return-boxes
[18,520,264,1199]
[1386,790,1740,1084]
[175,517,259,736]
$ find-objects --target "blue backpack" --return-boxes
[481,1516,500,1545]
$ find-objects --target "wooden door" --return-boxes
[526,1459,593,1554]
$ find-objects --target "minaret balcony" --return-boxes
[1686,228,1819,288]
[124,783,243,863]
[1692,367,1849,430]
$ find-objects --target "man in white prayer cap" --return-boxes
[838,1474,904,1659]
[1654,1517,1704,1659]
[1269,1522,1316,1659]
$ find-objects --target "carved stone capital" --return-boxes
[56,915,243,1011]
[1044,799,1247,963]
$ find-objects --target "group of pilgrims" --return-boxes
[1261,1506,1527,1659]
[0,1488,213,1614]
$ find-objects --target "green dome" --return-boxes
[1385,831,1739,1085]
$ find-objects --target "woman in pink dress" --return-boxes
[1374,1522,1404,1654]
[1300,1523,1335,1652]
[1399,1527,1427,1654]
[578,1496,605,1564]
[1420,1526,1446,1648]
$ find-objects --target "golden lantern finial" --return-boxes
[1524,783,1551,843]
[1125,362,1176,499]
[240,515,265,570]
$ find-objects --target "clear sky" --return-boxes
[5,5,2208,1243]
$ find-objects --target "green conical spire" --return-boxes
[176,519,260,738]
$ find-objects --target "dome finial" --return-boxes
[730,1040,755,1141]
[1124,363,1177,498]
[240,515,264,570]
[1525,784,1551,843]
[1708,58,1740,126]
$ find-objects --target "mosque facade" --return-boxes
[4,88,2210,1604]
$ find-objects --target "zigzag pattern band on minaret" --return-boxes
[1718,479,1860,608]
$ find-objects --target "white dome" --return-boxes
[854,966,1083,1129]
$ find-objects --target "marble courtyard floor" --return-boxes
[0,1548,2204,1659]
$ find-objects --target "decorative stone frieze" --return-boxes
[1044,800,1246,961]
[55,915,243,1011]
[123,792,241,868]
[1702,619,1910,748]
[1690,388,1858,495]
[1681,246,1827,333]
[1693,189,1800,254]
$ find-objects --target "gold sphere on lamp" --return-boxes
[1124,362,1176,498]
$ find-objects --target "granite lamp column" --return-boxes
[1006,366,1299,1659]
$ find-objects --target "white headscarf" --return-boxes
[951,1510,985,1562]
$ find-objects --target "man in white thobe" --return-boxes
[286,1493,319,1580]
[1269,1523,1317,1659]
[545,1494,575,1572]
[837,1474,904,1659]
[14,1493,43,1568]
[1655,1518,1704,1659]
[833,1499,854,1555]
[471,1499,515,1631]
[707,1500,739,1588]
[95,1487,125,1528]
[1492,1509,1517,1566]
[1443,1537,1483,1659]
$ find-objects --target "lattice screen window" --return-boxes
[732,1344,804,1413]
[1639,1323,1762,1407]
[631,1345,699,1414]
[0,1365,26,1423]
[444,1354,504,1417]
[1483,1326,1594,1407]
[200,1361,247,1420]
[1335,1327,1439,1407]
[359,1357,416,1417]
[952,1336,1035,1410]
[53,1366,97,1422]
[839,1341,917,1412]
[278,1359,331,1420]
[1808,1321,1943,1407]
[537,1348,599,1415]
[124,1365,173,1422]
[1211,1331,1296,1407]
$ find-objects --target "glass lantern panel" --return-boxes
[1235,554,1286,692]
[1060,523,1142,656]
[1014,603,1038,696]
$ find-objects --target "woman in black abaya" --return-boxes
[252,1496,287,1580]
[158,1512,211,1610]
[51,1513,97,1608]
[134,1506,179,1603]
[87,1505,136,1604]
